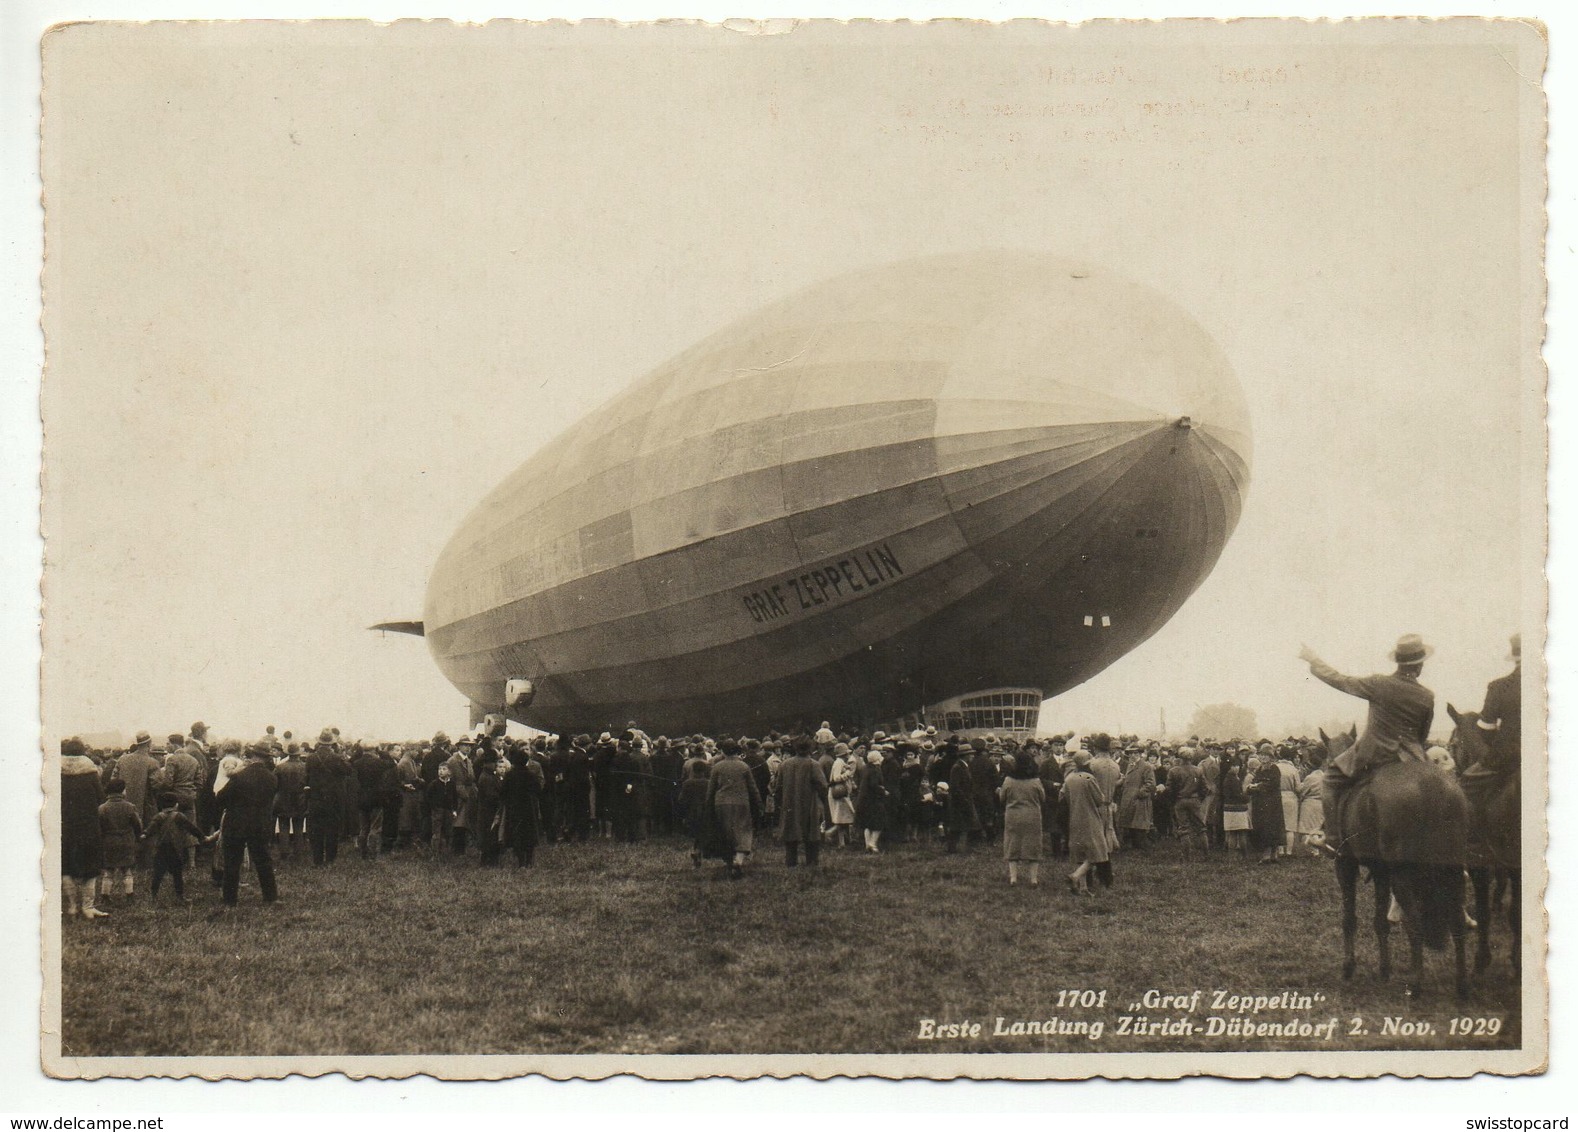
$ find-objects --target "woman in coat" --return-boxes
[1116,751,1157,850]
[1219,753,1251,856]
[61,738,108,919]
[1062,752,1110,895]
[706,745,762,878]
[825,744,857,848]
[1248,755,1287,864]
[853,750,892,853]
[998,753,1047,886]
[1296,760,1326,856]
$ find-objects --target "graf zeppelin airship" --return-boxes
[383,251,1252,737]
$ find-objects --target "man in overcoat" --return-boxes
[776,737,829,866]
[115,731,159,824]
[304,729,352,866]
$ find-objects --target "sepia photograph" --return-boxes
[34,15,1546,1081]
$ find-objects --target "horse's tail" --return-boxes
[1403,863,1463,951]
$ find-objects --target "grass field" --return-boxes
[59,832,1523,1058]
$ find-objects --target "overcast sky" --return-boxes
[40,19,1544,744]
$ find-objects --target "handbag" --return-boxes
[830,780,850,800]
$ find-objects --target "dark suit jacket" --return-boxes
[1479,666,1521,764]
[217,762,278,839]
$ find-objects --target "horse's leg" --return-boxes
[1510,870,1522,976]
[1469,866,1493,973]
[1494,867,1509,913]
[1372,862,1393,983]
[1450,866,1470,1000]
[1338,857,1359,981]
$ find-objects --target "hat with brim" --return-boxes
[1391,633,1434,665]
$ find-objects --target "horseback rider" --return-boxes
[1472,633,1521,773]
[1299,634,1435,851]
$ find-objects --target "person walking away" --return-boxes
[143,791,212,904]
[97,779,142,901]
[61,738,108,919]
[1300,635,1435,852]
[1061,751,1110,895]
[273,744,308,861]
[999,753,1046,886]
[706,742,761,878]
[777,738,830,867]
[216,744,280,905]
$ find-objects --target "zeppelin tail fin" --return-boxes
[369,620,425,637]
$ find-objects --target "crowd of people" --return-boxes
[58,716,1356,916]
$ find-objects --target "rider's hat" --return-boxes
[1510,633,1522,661]
[1391,633,1433,665]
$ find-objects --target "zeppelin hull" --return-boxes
[423,252,1251,735]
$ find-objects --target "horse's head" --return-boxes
[1446,703,1489,772]
[1316,725,1357,763]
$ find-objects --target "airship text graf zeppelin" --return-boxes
[410,251,1252,736]
[742,542,906,624]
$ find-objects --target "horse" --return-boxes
[1318,726,1471,999]
[1446,704,1522,977]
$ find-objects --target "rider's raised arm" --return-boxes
[1307,657,1375,701]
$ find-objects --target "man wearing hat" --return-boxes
[215,743,280,905]
[1475,633,1522,770]
[1300,634,1435,849]
[115,731,161,835]
[304,728,353,866]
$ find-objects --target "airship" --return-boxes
[379,251,1251,738]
